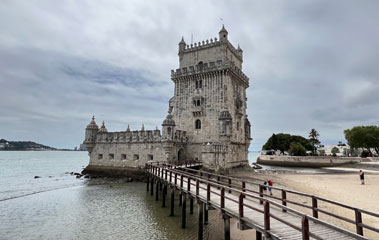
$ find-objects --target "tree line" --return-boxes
[262,126,379,157]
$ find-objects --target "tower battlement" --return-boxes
[171,59,249,87]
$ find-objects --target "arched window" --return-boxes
[167,127,171,135]
[195,119,201,129]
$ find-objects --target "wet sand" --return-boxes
[208,170,379,240]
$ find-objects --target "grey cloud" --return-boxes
[0,0,378,149]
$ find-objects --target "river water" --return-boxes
[0,151,260,240]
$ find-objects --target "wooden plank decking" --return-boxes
[146,163,373,240]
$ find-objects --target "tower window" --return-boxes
[196,100,200,106]
[195,119,201,129]
[133,154,139,160]
[195,80,202,89]
[98,154,103,160]
[167,127,171,135]
[109,153,114,159]
[121,154,126,160]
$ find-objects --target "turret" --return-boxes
[162,113,175,140]
[237,44,243,60]
[99,121,108,133]
[178,37,186,53]
[84,116,99,153]
[219,110,232,136]
[219,25,228,42]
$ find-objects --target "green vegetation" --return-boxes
[344,126,379,155]
[309,129,320,155]
[288,142,307,156]
[0,139,55,151]
[262,133,313,155]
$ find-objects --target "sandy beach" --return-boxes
[208,168,379,240]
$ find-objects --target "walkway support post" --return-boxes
[223,215,231,240]
[170,187,175,216]
[302,216,310,240]
[182,193,187,229]
[198,201,204,240]
[259,185,263,204]
[155,180,159,201]
[146,175,149,192]
[264,201,270,239]
[162,184,167,208]
[256,231,262,240]
[204,206,208,225]
[150,177,154,196]
[190,197,194,214]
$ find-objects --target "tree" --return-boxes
[288,142,307,156]
[309,129,320,155]
[262,133,313,154]
[344,126,379,155]
[331,147,339,156]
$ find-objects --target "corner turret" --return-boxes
[219,25,228,42]
[162,112,175,139]
[178,37,186,53]
[84,116,99,153]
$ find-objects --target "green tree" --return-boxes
[331,147,339,156]
[288,142,307,156]
[344,126,379,155]
[262,133,312,154]
[309,129,320,155]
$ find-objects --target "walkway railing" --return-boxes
[146,162,378,240]
[173,165,379,237]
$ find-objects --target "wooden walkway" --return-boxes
[146,162,379,240]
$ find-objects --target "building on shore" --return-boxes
[83,26,252,175]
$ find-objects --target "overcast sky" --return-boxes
[1,0,378,150]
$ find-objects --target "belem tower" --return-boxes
[83,26,252,176]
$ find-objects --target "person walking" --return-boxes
[268,179,273,195]
[360,170,365,185]
[263,181,267,192]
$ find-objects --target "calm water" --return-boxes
[3,151,263,240]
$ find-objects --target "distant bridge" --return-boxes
[145,162,379,240]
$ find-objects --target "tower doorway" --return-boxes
[178,149,184,164]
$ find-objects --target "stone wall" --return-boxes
[257,155,364,167]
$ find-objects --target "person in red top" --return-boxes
[268,179,273,195]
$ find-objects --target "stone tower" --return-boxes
[170,26,252,170]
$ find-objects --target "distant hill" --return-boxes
[0,139,56,151]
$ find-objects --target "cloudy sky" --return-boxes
[1,0,378,150]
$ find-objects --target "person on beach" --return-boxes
[263,181,267,192]
[360,170,365,185]
[268,179,273,195]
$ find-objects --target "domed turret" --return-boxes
[86,116,99,130]
[162,114,176,126]
[219,110,232,136]
[219,25,228,42]
[99,121,108,133]
[84,116,99,153]
[162,113,175,139]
